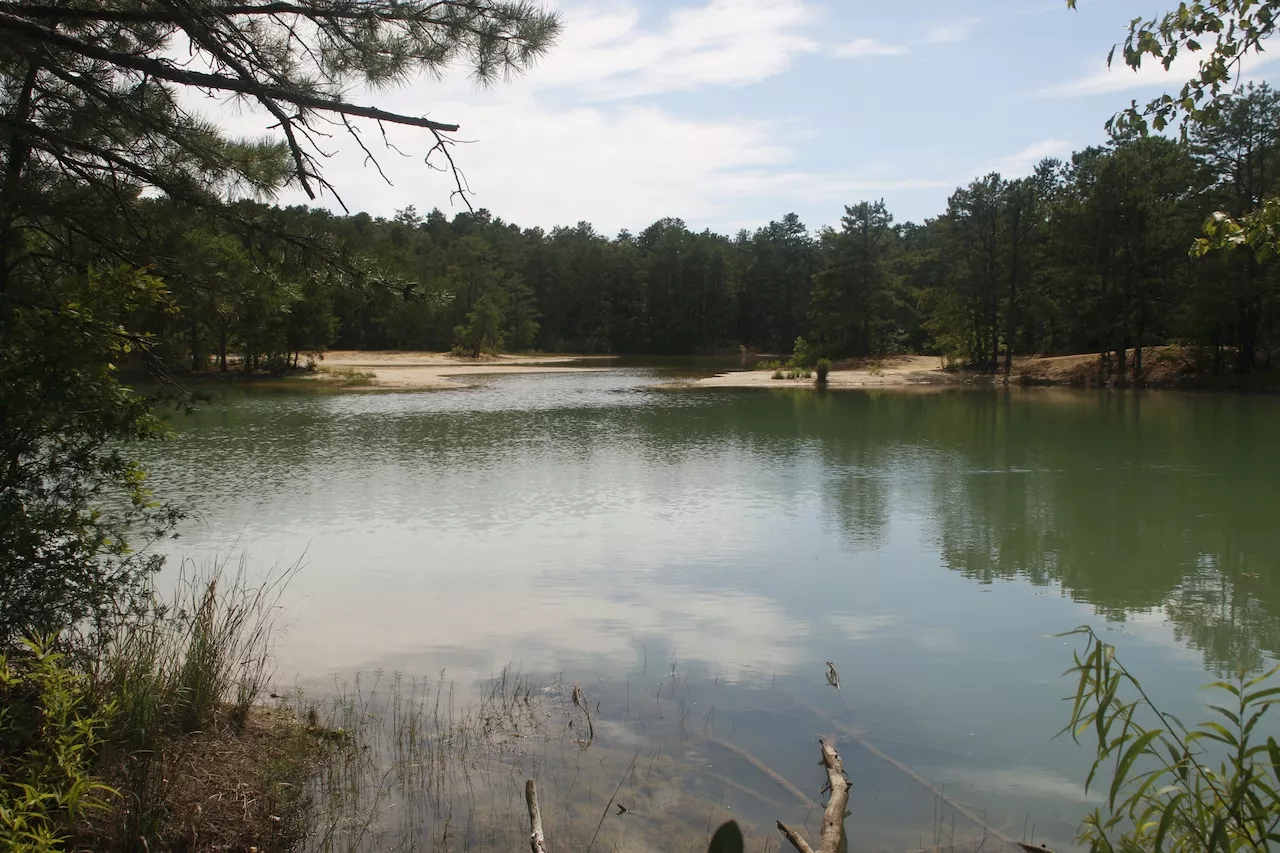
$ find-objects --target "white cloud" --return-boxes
[1047,50,1277,98]
[205,88,844,232]
[522,0,820,100]
[923,17,978,44]
[181,0,844,231]
[989,138,1073,176]
[834,37,909,59]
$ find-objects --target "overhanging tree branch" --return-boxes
[0,12,462,133]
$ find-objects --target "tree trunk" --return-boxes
[189,320,202,372]
[1004,207,1021,380]
[0,62,39,300]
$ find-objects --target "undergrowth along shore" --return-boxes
[6,562,1280,853]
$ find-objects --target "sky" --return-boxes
[205,0,1276,235]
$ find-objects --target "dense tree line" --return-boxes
[134,84,1280,383]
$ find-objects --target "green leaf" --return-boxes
[1207,704,1240,726]
[1110,729,1163,808]
[1267,737,1280,785]
[1152,791,1184,852]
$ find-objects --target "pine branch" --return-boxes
[0,11,462,134]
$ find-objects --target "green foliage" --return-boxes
[454,293,507,358]
[810,200,903,357]
[1062,625,1280,852]
[0,266,183,647]
[0,638,115,852]
[791,335,818,368]
[1067,0,1280,256]
[815,358,831,383]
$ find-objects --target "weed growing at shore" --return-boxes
[0,557,317,852]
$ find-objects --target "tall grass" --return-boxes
[88,556,301,848]
[100,556,295,739]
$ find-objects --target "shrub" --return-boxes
[791,336,817,369]
[0,638,115,853]
[815,358,831,384]
[1062,625,1280,853]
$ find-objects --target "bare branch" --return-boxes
[776,820,816,853]
[774,740,851,853]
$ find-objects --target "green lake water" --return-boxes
[139,369,1280,851]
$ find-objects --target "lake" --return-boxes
[139,368,1280,852]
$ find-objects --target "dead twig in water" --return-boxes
[776,740,850,853]
[705,734,816,809]
[525,780,548,853]
[585,752,638,853]
[572,682,594,746]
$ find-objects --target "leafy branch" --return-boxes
[1060,625,1280,852]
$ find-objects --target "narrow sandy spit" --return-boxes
[311,350,612,390]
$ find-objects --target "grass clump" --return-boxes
[319,367,376,387]
[815,358,831,384]
[0,558,320,853]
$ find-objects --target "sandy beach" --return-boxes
[314,350,611,390]
[683,355,969,389]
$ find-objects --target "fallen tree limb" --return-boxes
[776,740,850,853]
[526,779,548,853]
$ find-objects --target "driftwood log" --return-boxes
[776,740,850,853]
[526,779,548,853]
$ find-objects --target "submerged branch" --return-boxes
[706,734,815,809]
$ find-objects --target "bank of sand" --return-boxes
[686,355,969,389]
[314,350,610,390]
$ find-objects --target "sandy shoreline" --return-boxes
[679,355,969,390]
[313,350,612,390]
[309,351,969,392]
[308,350,1220,393]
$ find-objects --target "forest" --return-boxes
[121,83,1280,384]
